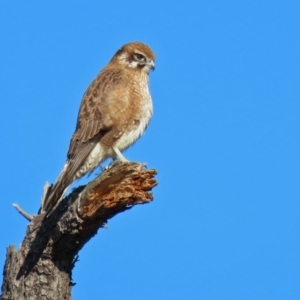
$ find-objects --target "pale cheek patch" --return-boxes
[117,53,129,66]
[117,54,138,68]
[127,61,139,68]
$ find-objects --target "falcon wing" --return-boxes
[67,68,124,171]
[43,68,128,213]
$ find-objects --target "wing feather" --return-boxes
[43,68,128,214]
[67,68,124,158]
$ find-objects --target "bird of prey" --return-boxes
[42,42,156,215]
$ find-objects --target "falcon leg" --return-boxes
[113,146,129,162]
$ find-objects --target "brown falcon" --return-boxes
[42,42,156,214]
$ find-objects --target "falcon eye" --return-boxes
[134,53,146,62]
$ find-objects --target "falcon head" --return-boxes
[112,42,156,73]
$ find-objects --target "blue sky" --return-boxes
[1,1,300,299]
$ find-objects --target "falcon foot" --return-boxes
[12,203,33,221]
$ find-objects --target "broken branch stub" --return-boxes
[78,162,158,219]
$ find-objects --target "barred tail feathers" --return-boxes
[42,163,72,214]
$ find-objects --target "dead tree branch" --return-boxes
[1,161,157,300]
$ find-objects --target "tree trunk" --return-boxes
[1,162,157,300]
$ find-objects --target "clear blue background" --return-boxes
[1,1,300,299]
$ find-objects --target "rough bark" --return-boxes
[1,161,157,300]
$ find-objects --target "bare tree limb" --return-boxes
[1,161,157,300]
[12,204,33,221]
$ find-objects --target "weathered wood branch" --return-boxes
[1,161,157,300]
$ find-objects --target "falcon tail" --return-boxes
[41,140,103,216]
[41,164,72,215]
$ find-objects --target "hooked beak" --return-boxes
[147,60,155,71]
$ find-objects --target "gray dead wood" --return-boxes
[1,161,157,300]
